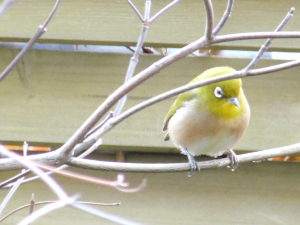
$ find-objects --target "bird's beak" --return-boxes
[227,97,240,108]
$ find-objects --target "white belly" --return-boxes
[167,100,248,157]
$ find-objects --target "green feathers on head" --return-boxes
[163,67,243,133]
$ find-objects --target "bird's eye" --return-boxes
[214,86,223,98]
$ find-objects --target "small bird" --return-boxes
[162,67,250,176]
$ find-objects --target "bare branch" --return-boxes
[0,27,45,83]
[203,0,214,42]
[54,1,151,159]
[84,112,113,140]
[213,0,234,35]
[0,169,31,188]
[0,201,120,224]
[42,0,61,28]
[149,0,182,24]
[28,194,35,219]
[0,146,68,200]
[0,174,23,216]
[113,0,151,117]
[18,196,78,225]
[244,7,295,72]
[5,139,103,187]
[0,142,28,216]
[0,0,20,17]
[213,31,300,44]
[0,0,61,83]
[247,58,300,75]
[68,142,300,173]
[2,139,145,192]
[1,147,138,225]
[72,203,142,225]
[125,0,144,22]
[32,163,145,192]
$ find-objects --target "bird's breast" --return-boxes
[167,99,249,157]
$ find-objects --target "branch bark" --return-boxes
[68,142,300,173]
[0,0,61,83]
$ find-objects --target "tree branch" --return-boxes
[0,0,61,83]
[0,201,120,224]
[149,0,182,24]
[68,142,300,173]
[203,0,214,42]
[125,0,144,23]
[0,146,68,200]
[213,0,234,35]
[244,7,295,72]
[213,31,300,44]
[18,197,78,225]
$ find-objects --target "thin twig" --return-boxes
[0,169,31,188]
[84,111,113,140]
[125,0,144,22]
[0,200,120,224]
[213,31,300,44]
[33,162,145,192]
[0,0,61,83]
[213,0,234,35]
[2,139,103,188]
[0,142,28,216]
[16,196,134,225]
[42,0,61,27]
[0,0,21,17]
[28,194,35,225]
[73,203,142,225]
[17,196,78,225]
[149,0,182,24]
[68,142,300,173]
[244,7,295,72]
[203,0,214,42]
[4,141,146,193]
[17,195,138,225]
[0,146,68,200]
[0,27,45,83]
[0,173,24,216]
[113,0,151,117]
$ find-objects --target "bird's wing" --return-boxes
[162,89,197,134]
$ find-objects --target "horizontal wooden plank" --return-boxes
[0,0,299,51]
[1,154,300,224]
[0,48,300,154]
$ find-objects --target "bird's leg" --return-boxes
[227,149,239,171]
[181,147,200,177]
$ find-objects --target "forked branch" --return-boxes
[0,0,300,174]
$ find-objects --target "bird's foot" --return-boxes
[227,149,239,171]
[182,148,200,177]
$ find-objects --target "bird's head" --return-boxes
[193,67,246,120]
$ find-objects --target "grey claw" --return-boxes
[227,149,239,171]
[182,148,200,177]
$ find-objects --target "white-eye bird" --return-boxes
[162,67,250,176]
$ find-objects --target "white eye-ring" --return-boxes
[214,86,223,98]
